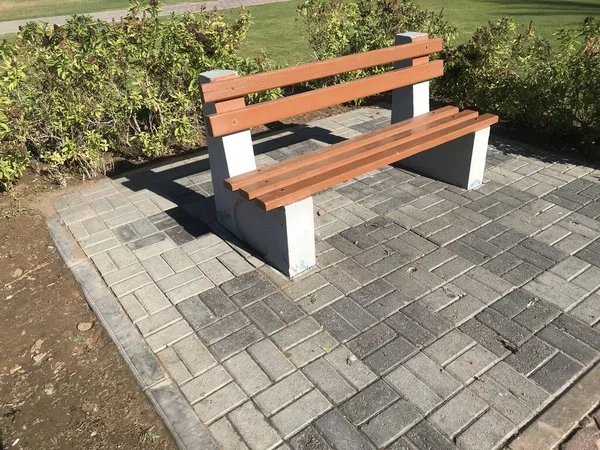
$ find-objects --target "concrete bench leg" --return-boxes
[200,70,316,277]
[391,32,489,189]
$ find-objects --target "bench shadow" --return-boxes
[113,124,345,251]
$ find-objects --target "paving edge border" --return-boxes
[506,360,600,449]
[46,212,219,450]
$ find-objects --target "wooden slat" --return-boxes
[207,60,444,137]
[201,39,443,103]
[225,106,459,192]
[256,114,499,211]
[240,111,479,201]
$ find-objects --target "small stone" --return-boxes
[77,322,94,332]
[12,268,23,278]
[30,339,44,354]
[44,383,55,395]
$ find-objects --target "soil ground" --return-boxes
[0,175,176,450]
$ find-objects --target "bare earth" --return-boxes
[0,177,176,450]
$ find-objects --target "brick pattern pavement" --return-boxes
[53,107,600,450]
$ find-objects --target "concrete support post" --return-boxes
[199,70,316,276]
[391,32,431,124]
[392,32,489,189]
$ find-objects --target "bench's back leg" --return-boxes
[200,70,316,277]
[391,32,489,189]
[391,32,431,124]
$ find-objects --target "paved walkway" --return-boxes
[0,0,286,35]
[49,107,600,450]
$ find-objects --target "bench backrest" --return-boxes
[200,36,443,138]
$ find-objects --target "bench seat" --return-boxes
[199,32,500,276]
[225,106,498,211]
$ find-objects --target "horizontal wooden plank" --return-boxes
[256,114,499,211]
[224,106,459,192]
[207,60,444,137]
[200,39,443,103]
[240,110,479,200]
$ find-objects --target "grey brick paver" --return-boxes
[455,409,516,450]
[361,400,421,448]
[405,421,457,450]
[193,382,247,424]
[210,324,263,362]
[487,362,550,409]
[209,417,250,450]
[404,353,461,400]
[468,376,533,426]
[314,409,375,450]
[181,366,231,404]
[223,351,271,397]
[324,347,377,390]
[529,351,583,393]
[248,339,295,382]
[56,107,600,450]
[428,389,487,439]
[228,401,282,450]
[254,371,313,416]
[385,365,443,415]
[271,390,331,439]
[303,358,357,405]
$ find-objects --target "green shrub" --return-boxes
[438,17,600,146]
[297,0,456,87]
[0,142,29,190]
[0,0,279,184]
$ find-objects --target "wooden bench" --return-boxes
[199,32,498,277]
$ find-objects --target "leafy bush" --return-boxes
[0,142,29,190]
[438,17,600,147]
[297,0,456,87]
[0,0,279,188]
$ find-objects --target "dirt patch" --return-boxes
[0,179,175,450]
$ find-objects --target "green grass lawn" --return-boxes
[237,0,600,65]
[0,0,206,22]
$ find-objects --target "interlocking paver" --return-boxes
[209,417,250,450]
[181,365,232,404]
[210,324,263,362]
[289,426,332,450]
[255,371,313,416]
[362,400,421,448]
[468,375,532,426]
[229,401,282,450]
[405,421,457,450]
[223,351,271,397]
[247,339,295,382]
[57,107,600,450]
[385,365,443,415]
[456,409,516,450]
[324,347,377,390]
[193,382,247,425]
[364,336,418,375]
[446,344,497,382]
[303,358,357,405]
[428,389,487,439]
[339,380,399,426]
[314,409,375,450]
[486,362,550,409]
[529,351,583,393]
[271,390,331,439]
[404,353,461,400]
[422,329,474,367]
[286,331,339,368]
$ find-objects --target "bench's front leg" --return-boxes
[391,32,489,190]
[200,70,316,277]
